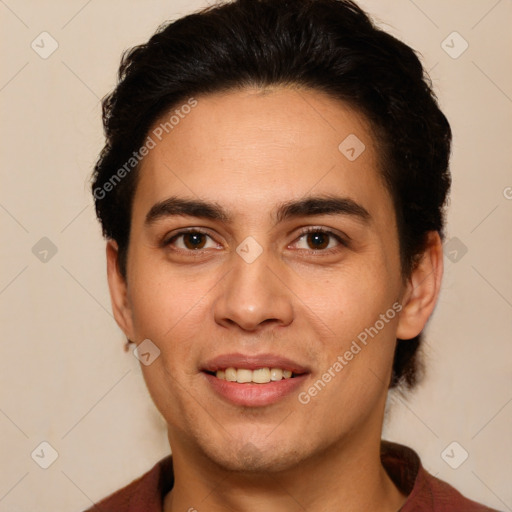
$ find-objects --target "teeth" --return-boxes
[225,367,237,382]
[253,368,271,383]
[270,368,283,381]
[236,369,253,383]
[216,367,295,383]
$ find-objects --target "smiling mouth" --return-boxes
[205,367,302,384]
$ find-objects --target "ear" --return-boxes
[396,231,444,340]
[106,240,135,340]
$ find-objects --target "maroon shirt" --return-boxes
[84,442,499,511]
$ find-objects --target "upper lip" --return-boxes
[201,353,310,374]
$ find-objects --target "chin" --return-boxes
[197,435,310,474]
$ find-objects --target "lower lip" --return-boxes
[203,372,308,407]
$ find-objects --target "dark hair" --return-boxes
[91,0,451,389]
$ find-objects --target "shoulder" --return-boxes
[82,455,173,512]
[381,441,500,512]
[405,466,501,512]
[408,466,500,511]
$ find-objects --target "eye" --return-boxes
[293,228,347,252]
[164,230,219,251]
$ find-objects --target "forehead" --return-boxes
[133,87,391,223]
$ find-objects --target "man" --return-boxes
[87,0,499,510]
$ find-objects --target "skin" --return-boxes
[107,87,443,512]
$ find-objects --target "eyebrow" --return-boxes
[144,195,371,226]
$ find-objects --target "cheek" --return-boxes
[306,294,400,421]
[299,259,399,339]
[127,248,209,340]
[126,254,214,384]
[131,280,207,423]
[138,359,195,433]
[296,252,401,405]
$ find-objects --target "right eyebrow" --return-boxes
[145,197,231,226]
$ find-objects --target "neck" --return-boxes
[164,428,407,512]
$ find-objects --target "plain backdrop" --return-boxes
[0,1,511,510]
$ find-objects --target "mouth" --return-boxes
[201,354,310,407]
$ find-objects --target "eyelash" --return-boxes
[162,227,348,255]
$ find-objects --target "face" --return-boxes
[108,87,432,473]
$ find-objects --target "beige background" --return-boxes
[0,0,511,510]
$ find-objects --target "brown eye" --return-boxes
[306,232,330,250]
[182,232,207,250]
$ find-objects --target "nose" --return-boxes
[213,247,294,333]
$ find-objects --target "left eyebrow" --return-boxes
[144,194,371,226]
[273,195,371,225]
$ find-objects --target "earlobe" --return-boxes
[106,240,135,340]
[396,231,444,340]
